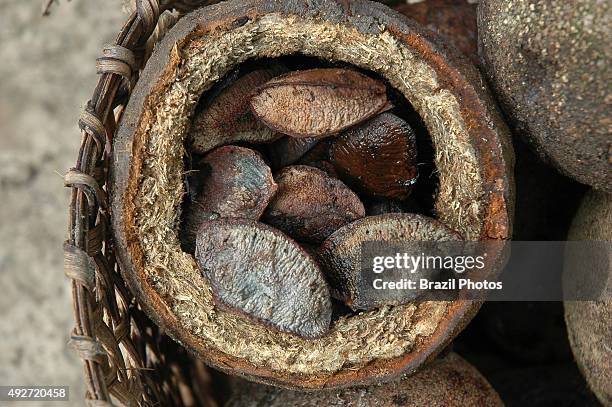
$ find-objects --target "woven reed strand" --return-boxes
[64,1,220,406]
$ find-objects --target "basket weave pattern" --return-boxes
[64,1,219,406]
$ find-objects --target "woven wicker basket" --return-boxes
[64,2,226,405]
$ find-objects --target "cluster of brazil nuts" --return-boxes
[179,60,461,339]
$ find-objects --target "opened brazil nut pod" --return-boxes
[110,0,513,389]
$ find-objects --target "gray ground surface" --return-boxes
[0,1,124,405]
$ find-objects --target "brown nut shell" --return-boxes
[479,0,611,192]
[296,138,338,177]
[264,165,365,244]
[395,0,478,65]
[189,66,286,154]
[563,190,612,406]
[111,0,513,390]
[267,136,319,170]
[330,112,418,200]
[180,145,277,251]
[319,213,462,310]
[195,219,332,338]
[250,68,391,138]
[226,352,503,407]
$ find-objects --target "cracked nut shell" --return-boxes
[189,66,286,154]
[319,213,461,310]
[181,145,277,251]
[330,113,418,200]
[111,0,513,390]
[195,218,332,338]
[264,165,365,244]
[250,68,391,138]
[226,352,503,407]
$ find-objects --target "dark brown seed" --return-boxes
[395,0,478,65]
[330,112,418,200]
[318,213,461,311]
[226,352,504,407]
[366,198,404,216]
[264,165,365,244]
[195,219,332,338]
[180,209,220,254]
[250,68,391,138]
[189,66,286,154]
[192,145,277,218]
[295,138,338,177]
[181,146,277,252]
[267,136,319,170]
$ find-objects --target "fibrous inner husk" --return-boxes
[128,12,484,376]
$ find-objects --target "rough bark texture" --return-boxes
[479,0,611,192]
[181,146,277,252]
[330,113,418,200]
[564,190,612,406]
[226,352,503,407]
[189,66,286,154]
[264,165,365,244]
[195,219,332,338]
[319,213,462,310]
[250,68,390,138]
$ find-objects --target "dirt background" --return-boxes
[0,1,124,405]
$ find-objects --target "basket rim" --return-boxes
[64,2,220,406]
